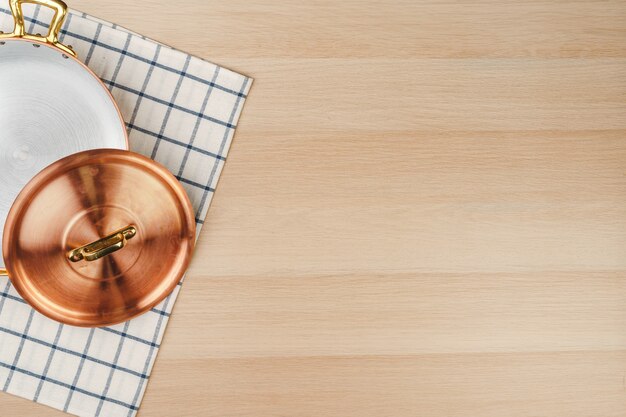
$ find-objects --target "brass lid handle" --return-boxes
[0,0,76,57]
[68,225,137,263]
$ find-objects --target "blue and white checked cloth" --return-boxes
[0,3,252,416]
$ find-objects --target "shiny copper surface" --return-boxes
[3,149,196,327]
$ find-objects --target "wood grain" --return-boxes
[2,0,626,416]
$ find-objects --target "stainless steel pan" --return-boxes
[0,0,128,270]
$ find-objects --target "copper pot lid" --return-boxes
[3,149,196,327]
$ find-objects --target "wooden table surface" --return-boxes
[2,0,626,415]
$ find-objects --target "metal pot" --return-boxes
[0,0,128,271]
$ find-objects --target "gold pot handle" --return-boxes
[0,0,76,57]
[68,225,137,263]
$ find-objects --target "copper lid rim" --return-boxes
[3,149,196,327]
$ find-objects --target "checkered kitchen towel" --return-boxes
[0,3,251,417]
